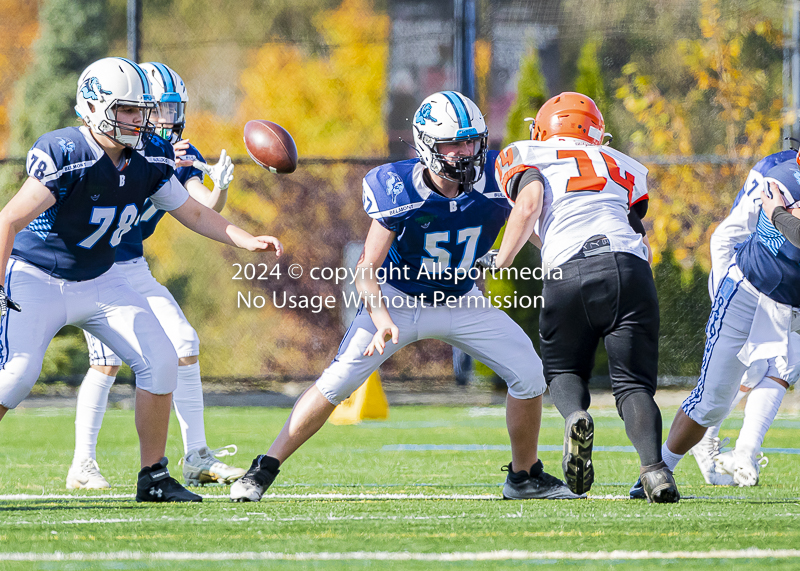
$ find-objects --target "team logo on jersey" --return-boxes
[80,77,112,101]
[91,194,101,201]
[793,169,800,189]
[414,103,437,126]
[385,172,404,204]
[56,137,75,157]
[119,174,126,187]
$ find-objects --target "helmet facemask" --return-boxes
[154,94,186,144]
[93,97,156,149]
[423,132,488,189]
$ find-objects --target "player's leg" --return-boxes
[692,362,763,486]
[603,253,677,502]
[440,293,580,500]
[67,330,122,490]
[231,287,418,502]
[0,260,67,421]
[539,260,603,495]
[126,259,244,485]
[725,362,791,486]
[81,266,199,502]
[663,268,756,475]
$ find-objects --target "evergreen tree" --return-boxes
[574,37,615,141]
[503,46,548,146]
[10,0,109,154]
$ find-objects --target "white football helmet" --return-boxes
[75,57,156,149]
[139,62,188,144]
[412,91,488,190]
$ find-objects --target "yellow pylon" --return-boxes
[328,370,389,425]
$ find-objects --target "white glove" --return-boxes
[193,149,234,190]
[474,249,498,271]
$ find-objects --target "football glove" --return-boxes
[474,249,498,271]
[0,285,21,318]
[194,149,234,190]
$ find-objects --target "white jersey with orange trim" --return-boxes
[495,138,650,269]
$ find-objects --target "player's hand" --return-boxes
[0,285,21,318]
[194,149,234,190]
[761,181,786,221]
[474,249,498,271]
[172,138,194,168]
[364,323,399,357]
[242,235,283,256]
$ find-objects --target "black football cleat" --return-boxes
[641,465,680,503]
[502,460,584,500]
[562,410,595,495]
[230,455,280,502]
[136,457,202,503]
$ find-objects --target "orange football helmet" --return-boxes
[531,92,605,144]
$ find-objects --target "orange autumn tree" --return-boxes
[188,0,388,158]
[616,0,783,268]
[0,1,38,158]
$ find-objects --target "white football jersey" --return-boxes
[495,138,650,269]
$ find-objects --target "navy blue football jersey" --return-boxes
[116,143,206,262]
[737,157,800,305]
[362,151,509,298]
[11,126,185,280]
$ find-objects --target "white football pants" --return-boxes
[83,257,199,366]
[682,264,800,426]
[0,259,178,408]
[316,283,546,405]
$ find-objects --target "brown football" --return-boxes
[243,120,298,173]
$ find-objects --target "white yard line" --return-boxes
[3,548,800,562]
[1,492,794,501]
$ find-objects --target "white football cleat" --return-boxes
[690,437,734,485]
[66,458,110,490]
[733,451,769,487]
[180,445,246,486]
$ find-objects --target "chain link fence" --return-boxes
[0,0,791,388]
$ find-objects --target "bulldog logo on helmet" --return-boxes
[80,77,112,101]
[414,103,437,126]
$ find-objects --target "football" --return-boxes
[243,120,298,174]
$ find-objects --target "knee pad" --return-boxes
[0,358,41,409]
[131,345,179,395]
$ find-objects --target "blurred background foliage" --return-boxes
[0,0,790,383]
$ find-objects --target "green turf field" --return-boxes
[2,403,800,570]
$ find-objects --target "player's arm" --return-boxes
[355,219,398,357]
[495,169,545,268]
[628,199,653,264]
[170,194,281,253]
[762,181,800,248]
[0,176,56,294]
[184,176,228,213]
[155,175,280,253]
[709,169,762,296]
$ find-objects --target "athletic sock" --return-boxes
[620,392,663,467]
[703,387,747,441]
[73,368,116,462]
[735,378,787,458]
[548,373,591,419]
[173,361,207,454]
[660,443,684,473]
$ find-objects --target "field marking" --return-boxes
[3,548,800,562]
[2,492,797,502]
